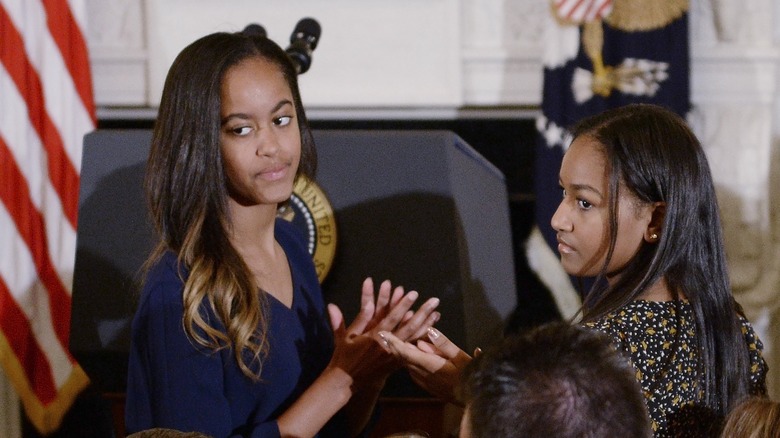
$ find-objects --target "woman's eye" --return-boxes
[561,187,567,198]
[231,126,252,136]
[577,199,592,209]
[274,116,292,126]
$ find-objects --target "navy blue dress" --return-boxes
[125,219,343,437]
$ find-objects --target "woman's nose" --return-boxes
[550,201,571,232]
[256,129,280,156]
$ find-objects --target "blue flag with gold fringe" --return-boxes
[532,0,691,301]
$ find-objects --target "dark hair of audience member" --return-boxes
[461,322,651,438]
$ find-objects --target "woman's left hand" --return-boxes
[378,327,472,405]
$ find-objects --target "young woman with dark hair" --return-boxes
[125,31,440,438]
[381,104,767,437]
[554,103,767,435]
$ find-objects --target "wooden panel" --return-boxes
[370,398,462,438]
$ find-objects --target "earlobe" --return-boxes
[645,202,666,243]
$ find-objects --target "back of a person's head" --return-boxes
[720,397,780,438]
[461,321,650,438]
[126,428,212,438]
[383,432,429,438]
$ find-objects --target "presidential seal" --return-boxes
[277,175,337,283]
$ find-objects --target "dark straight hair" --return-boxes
[571,103,750,416]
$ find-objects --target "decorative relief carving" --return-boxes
[710,0,772,43]
[503,1,548,46]
[691,0,773,44]
[462,0,546,49]
[691,106,771,289]
[86,0,147,106]
[85,0,144,49]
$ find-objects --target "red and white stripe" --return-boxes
[0,0,94,434]
[553,0,613,23]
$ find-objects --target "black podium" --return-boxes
[70,129,517,396]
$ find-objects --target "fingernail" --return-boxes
[407,291,419,300]
[432,312,440,323]
[378,331,390,348]
[428,327,440,341]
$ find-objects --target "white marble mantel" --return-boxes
[83,0,780,401]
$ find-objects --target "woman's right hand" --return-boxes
[378,327,473,405]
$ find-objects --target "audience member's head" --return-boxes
[383,432,429,438]
[126,428,212,438]
[459,321,651,438]
[720,396,780,438]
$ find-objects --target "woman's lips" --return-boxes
[258,163,289,181]
[557,236,574,254]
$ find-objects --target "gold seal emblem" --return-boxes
[277,175,337,283]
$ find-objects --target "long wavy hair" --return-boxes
[572,103,750,416]
[144,31,317,380]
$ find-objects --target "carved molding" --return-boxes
[87,1,780,110]
[86,0,147,106]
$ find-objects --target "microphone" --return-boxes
[242,23,267,38]
[285,18,321,74]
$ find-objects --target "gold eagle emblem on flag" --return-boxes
[552,0,688,100]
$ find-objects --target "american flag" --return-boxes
[0,0,94,434]
[553,0,613,22]
[532,1,690,303]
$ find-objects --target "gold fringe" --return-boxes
[0,332,90,435]
[582,21,614,97]
[582,20,605,68]
[605,0,689,32]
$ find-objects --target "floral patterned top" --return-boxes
[584,300,767,437]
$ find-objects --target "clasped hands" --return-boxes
[326,278,441,391]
